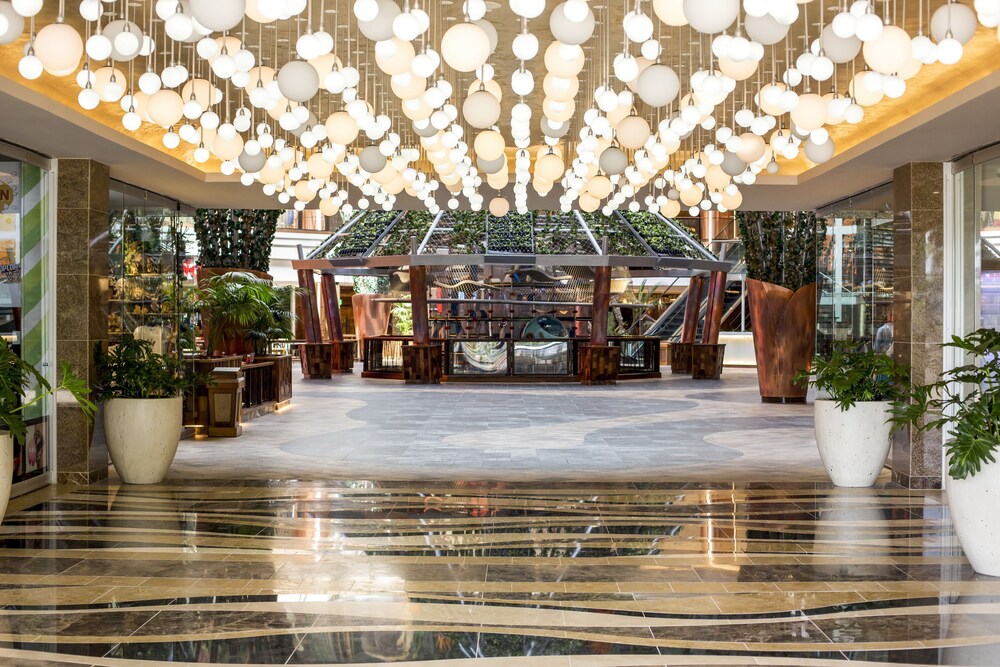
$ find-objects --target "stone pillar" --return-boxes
[892,162,945,489]
[55,159,109,485]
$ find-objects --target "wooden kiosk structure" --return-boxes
[292,209,733,384]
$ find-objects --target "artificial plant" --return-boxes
[194,209,281,272]
[737,211,822,290]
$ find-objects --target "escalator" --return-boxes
[646,260,746,341]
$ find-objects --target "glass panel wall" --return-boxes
[108,182,196,356]
[0,153,54,492]
[955,154,1000,334]
[816,186,894,356]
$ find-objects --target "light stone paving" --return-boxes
[165,366,828,482]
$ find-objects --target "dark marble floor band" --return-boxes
[0,480,997,666]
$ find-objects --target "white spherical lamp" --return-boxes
[931,2,978,44]
[682,0,737,34]
[11,0,40,16]
[862,25,912,74]
[441,21,490,72]
[790,92,827,131]
[512,32,539,60]
[277,60,319,102]
[190,0,245,32]
[744,14,789,45]
[635,64,680,107]
[820,24,862,64]
[34,22,83,76]
[652,0,687,26]
[358,0,400,41]
[474,130,505,161]
[489,197,510,217]
[550,1,595,45]
[0,3,24,45]
[805,136,836,164]
[616,114,650,150]
[462,89,501,129]
[599,146,628,175]
[359,145,387,173]
[147,89,185,127]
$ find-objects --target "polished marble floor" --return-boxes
[1,480,997,666]
[170,368,827,482]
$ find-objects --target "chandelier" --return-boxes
[1,0,997,217]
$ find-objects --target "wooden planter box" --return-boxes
[331,340,356,373]
[184,355,243,428]
[403,343,443,384]
[691,344,726,380]
[300,342,332,379]
[579,345,619,385]
[670,342,693,374]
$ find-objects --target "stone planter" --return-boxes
[814,400,892,487]
[746,279,817,402]
[104,396,183,484]
[947,459,1000,577]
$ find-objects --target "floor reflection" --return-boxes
[0,480,995,666]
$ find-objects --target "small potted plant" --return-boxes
[796,343,908,487]
[97,336,200,484]
[892,328,1000,576]
[0,341,95,519]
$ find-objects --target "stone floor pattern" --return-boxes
[0,479,997,666]
[170,369,827,482]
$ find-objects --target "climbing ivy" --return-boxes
[737,210,822,291]
[194,209,281,272]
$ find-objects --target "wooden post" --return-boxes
[320,273,343,342]
[701,271,727,344]
[680,275,705,344]
[296,269,322,344]
[591,265,611,346]
[410,264,430,346]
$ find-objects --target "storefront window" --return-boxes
[816,186,894,356]
[0,153,54,491]
[108,182,196,356]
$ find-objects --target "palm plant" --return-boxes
[190,271,299,356]
[0,342,95,443]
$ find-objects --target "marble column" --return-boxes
[55,159,110,485]
[891,162,944,489]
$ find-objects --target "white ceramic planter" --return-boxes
[0,433,11,523]
[104,396,183,484]
[814,400,892,487]
[947,459,1000,577]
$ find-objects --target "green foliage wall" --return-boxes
[194,209,281,273]
[737,211,822,291]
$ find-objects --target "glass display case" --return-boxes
[816,185,895,356]
[108,182,197,356]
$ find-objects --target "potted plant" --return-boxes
[796,344,908,487]
[96,336,200,484]
[190,271,292,357]
[738,210,822,402]
[892,328,1000,576]
[0,341,95,519]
